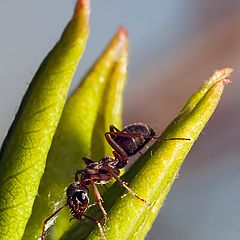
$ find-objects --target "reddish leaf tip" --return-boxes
[220,78,232,85]
[117,26,128,40]
[208,68,233,86]
[217,67,233,75]
[75,0,89,13]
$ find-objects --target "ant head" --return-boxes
[66,182,89,212]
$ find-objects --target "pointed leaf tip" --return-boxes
[101,28,128,63]
[208,67,233,84]
[117,26,128,40]
[75,0,89,11]
[216,67,233,75]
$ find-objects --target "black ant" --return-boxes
[41,123,190,240]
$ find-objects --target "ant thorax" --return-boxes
[80,156,120,185]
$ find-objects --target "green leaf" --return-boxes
[86,68,232,240]
[22,26,128,240]
[0,1,89,239]
[58,29,128,240]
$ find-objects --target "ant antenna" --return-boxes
[41,204,68,240]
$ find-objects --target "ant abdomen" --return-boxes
[121,123,156,155]
[105,123,156,158]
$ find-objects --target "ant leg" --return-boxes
[41,204,67,240]
[75,169,84,182]
[91,181,108,225]
[105,131,143,158]
[110,124,120,132]
[157,137,191,141]
[106,131,142,138]
[138,151,144,156]
[82,214,106,240]
[82,157,94,165]
[75,157,95,181]
[109,125,143,144]
[104,132,128,161]
[108,124,147,139]
[103,165,150,205]
[113,150,123,160]
[112,151,128,168]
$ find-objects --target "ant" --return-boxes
[41,123,190,240]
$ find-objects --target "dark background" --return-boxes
[1,1,240,239]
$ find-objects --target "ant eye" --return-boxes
[76,191,88,204]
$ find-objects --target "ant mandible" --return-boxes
[41,123,190,240]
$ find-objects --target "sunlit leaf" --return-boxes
[0,1,89,239]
